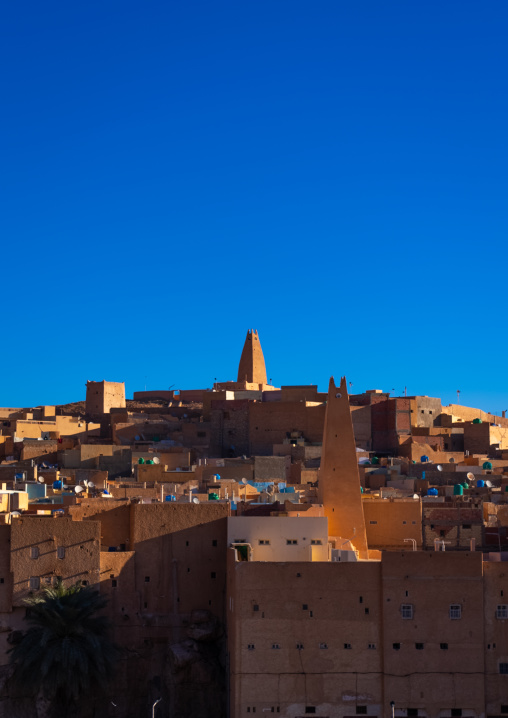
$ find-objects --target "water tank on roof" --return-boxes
[52,480,62,490]
[453,484,464,495]
[165,495,176,502]
[461,481,469,489]
[371,457,379,465]
[421,455,429,463]
[483,461,493,470]
[208,493,219,501]
[146,460,154,465]
[427,488,439,496]
[360,486,364,493]
[473,418,483,424]
[477,480,485,488]
[138,458,145,465]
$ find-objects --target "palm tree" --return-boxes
[9,580,118,717]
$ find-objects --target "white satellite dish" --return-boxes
[485,480,493,488]
[467,472,475,481]
[38,477,45,483]
[74,486,84,494]
[88,481,95,488]
[152,457,160,464]
[192,497,200,504]
[241,478,248,485]
[63,485,68,490]
[437,465,443,471]
[10,511,21,518]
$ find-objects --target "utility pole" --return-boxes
[457,390,461,404]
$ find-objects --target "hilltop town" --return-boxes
[0,329,507,717]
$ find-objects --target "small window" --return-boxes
[253,604,259,611]
[393,643,401,650]
[500,663,508,674]
[344,643,352,650]
[82,580,88,586]
[500,706,508,714]
[302,604,308,610]
[402,521,407,525]
[57,547,65,559]
[319,642,328,649]
[258,540,270,545]
[30,547,39,559]
[462,524,472,529]
[212,540,217,547]
[356,708,367,715]
[0,578,4,584]
[211,572,216,579]
[415,643,424,650]
[185,541,189,547]
[401,604,413,619]
[497,605,508,619]
[247,644,255,650]
[450,604,462,620]
[29,577,40,590]
[296,643,304,649]
[310,539,322,545]
[407,710,418,717]
[305,709,316,715]
[440,643,448,650]
[112,579,117,588]
[369,520,377,525]
[451,711,462,717]
[272,644,280,650]
[365,608,369,615]
[145,576,150,583]
[368,643,376,649]
[286,539,297,545]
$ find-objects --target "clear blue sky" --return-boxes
[2,1,507,413]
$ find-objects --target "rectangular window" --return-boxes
[369,520,377,525]
[310,539,322,545]
[356,708,367,715]
[319,643,328,649]
[344,643,352,649]
[500,706,508,713]
[393,643,401,650]
[30,547,39,559]
[212,540,217,547]
[407,710,418,717]
[450,604,462,620]
[296,643,304,650]
[258,540,270,545]
[401,604,413,619]
[415,643,424,650]
[145,576,150,583]
[253,604,259,611]
[111,579,117,588]
[305,709,316,715]
[57,547,65,559]
[247,644,255,650]
[272,644,280,650]
[500,663,508,674]
[368,643,376,649]
[462,524,472,529]
[286,540,297,545]
[440,643,448,650]
[211,572,216,579]
[29,577,40,590]
[365,608,369,615]
[497,605,508,619]
[0,578,4,584]
[451,711,462,717]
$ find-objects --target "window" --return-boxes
[302,604,308,610]
[286,540,297,545]
[253,604,259,611]
[185,541,189,547]
[344,643,352,650]
[369,520,377,525]
[30,547,39,559]
[500,706,508,714]
[440,643,448,650]
[393,643,401,650]
[57,547,65,559]
[319,643,328,649]
[415,643,424,650]
[272,644,280,650]
[500,663,508,674]
[310,539,322,545]
[197,431,206,437]
[365,608,369,615]
[305,709,316,715]
[0,578,4,584]
[402,521,407,525]
[356,708,367,715]
[462,524,472,529]
[145,576,150,583]
[211,572,216,579]
[497,605,508,619]
[82,580,89,586]
[368,643,376,650]
[450,604,462,620]
[401,604,413,619]
[296,643,304,650]
[407,710,418,717]
[247,644,255,650]
[451,710,462,717]
[112,579,117,588]
[212,540,217,547]
[29,577,40,590]
[258,540,270,545]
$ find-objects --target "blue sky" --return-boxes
[1,1,507,413]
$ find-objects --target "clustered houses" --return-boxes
[0,329,508,717]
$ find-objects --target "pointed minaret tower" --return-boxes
[237,329,268,385]
[319,376,368,556]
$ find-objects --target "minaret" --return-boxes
[237,329,268,385]
[319,376,368,556]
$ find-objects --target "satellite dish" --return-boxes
[88,481,95,488]
[413,493,419,499]
[152,457,160,464]
[82,480,88,487]
[192,498,200,504]
[63,485,68,490]
[467,472,475,481]
[241,478,248,485]
[10,511,20,518]
[436,465,443,471]
[38,477,45,483]
[485,480,493,488]
[135,435,141,441]
[74,486,84,494]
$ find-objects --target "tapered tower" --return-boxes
[319,376,368,556]
[237,329,268,385]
